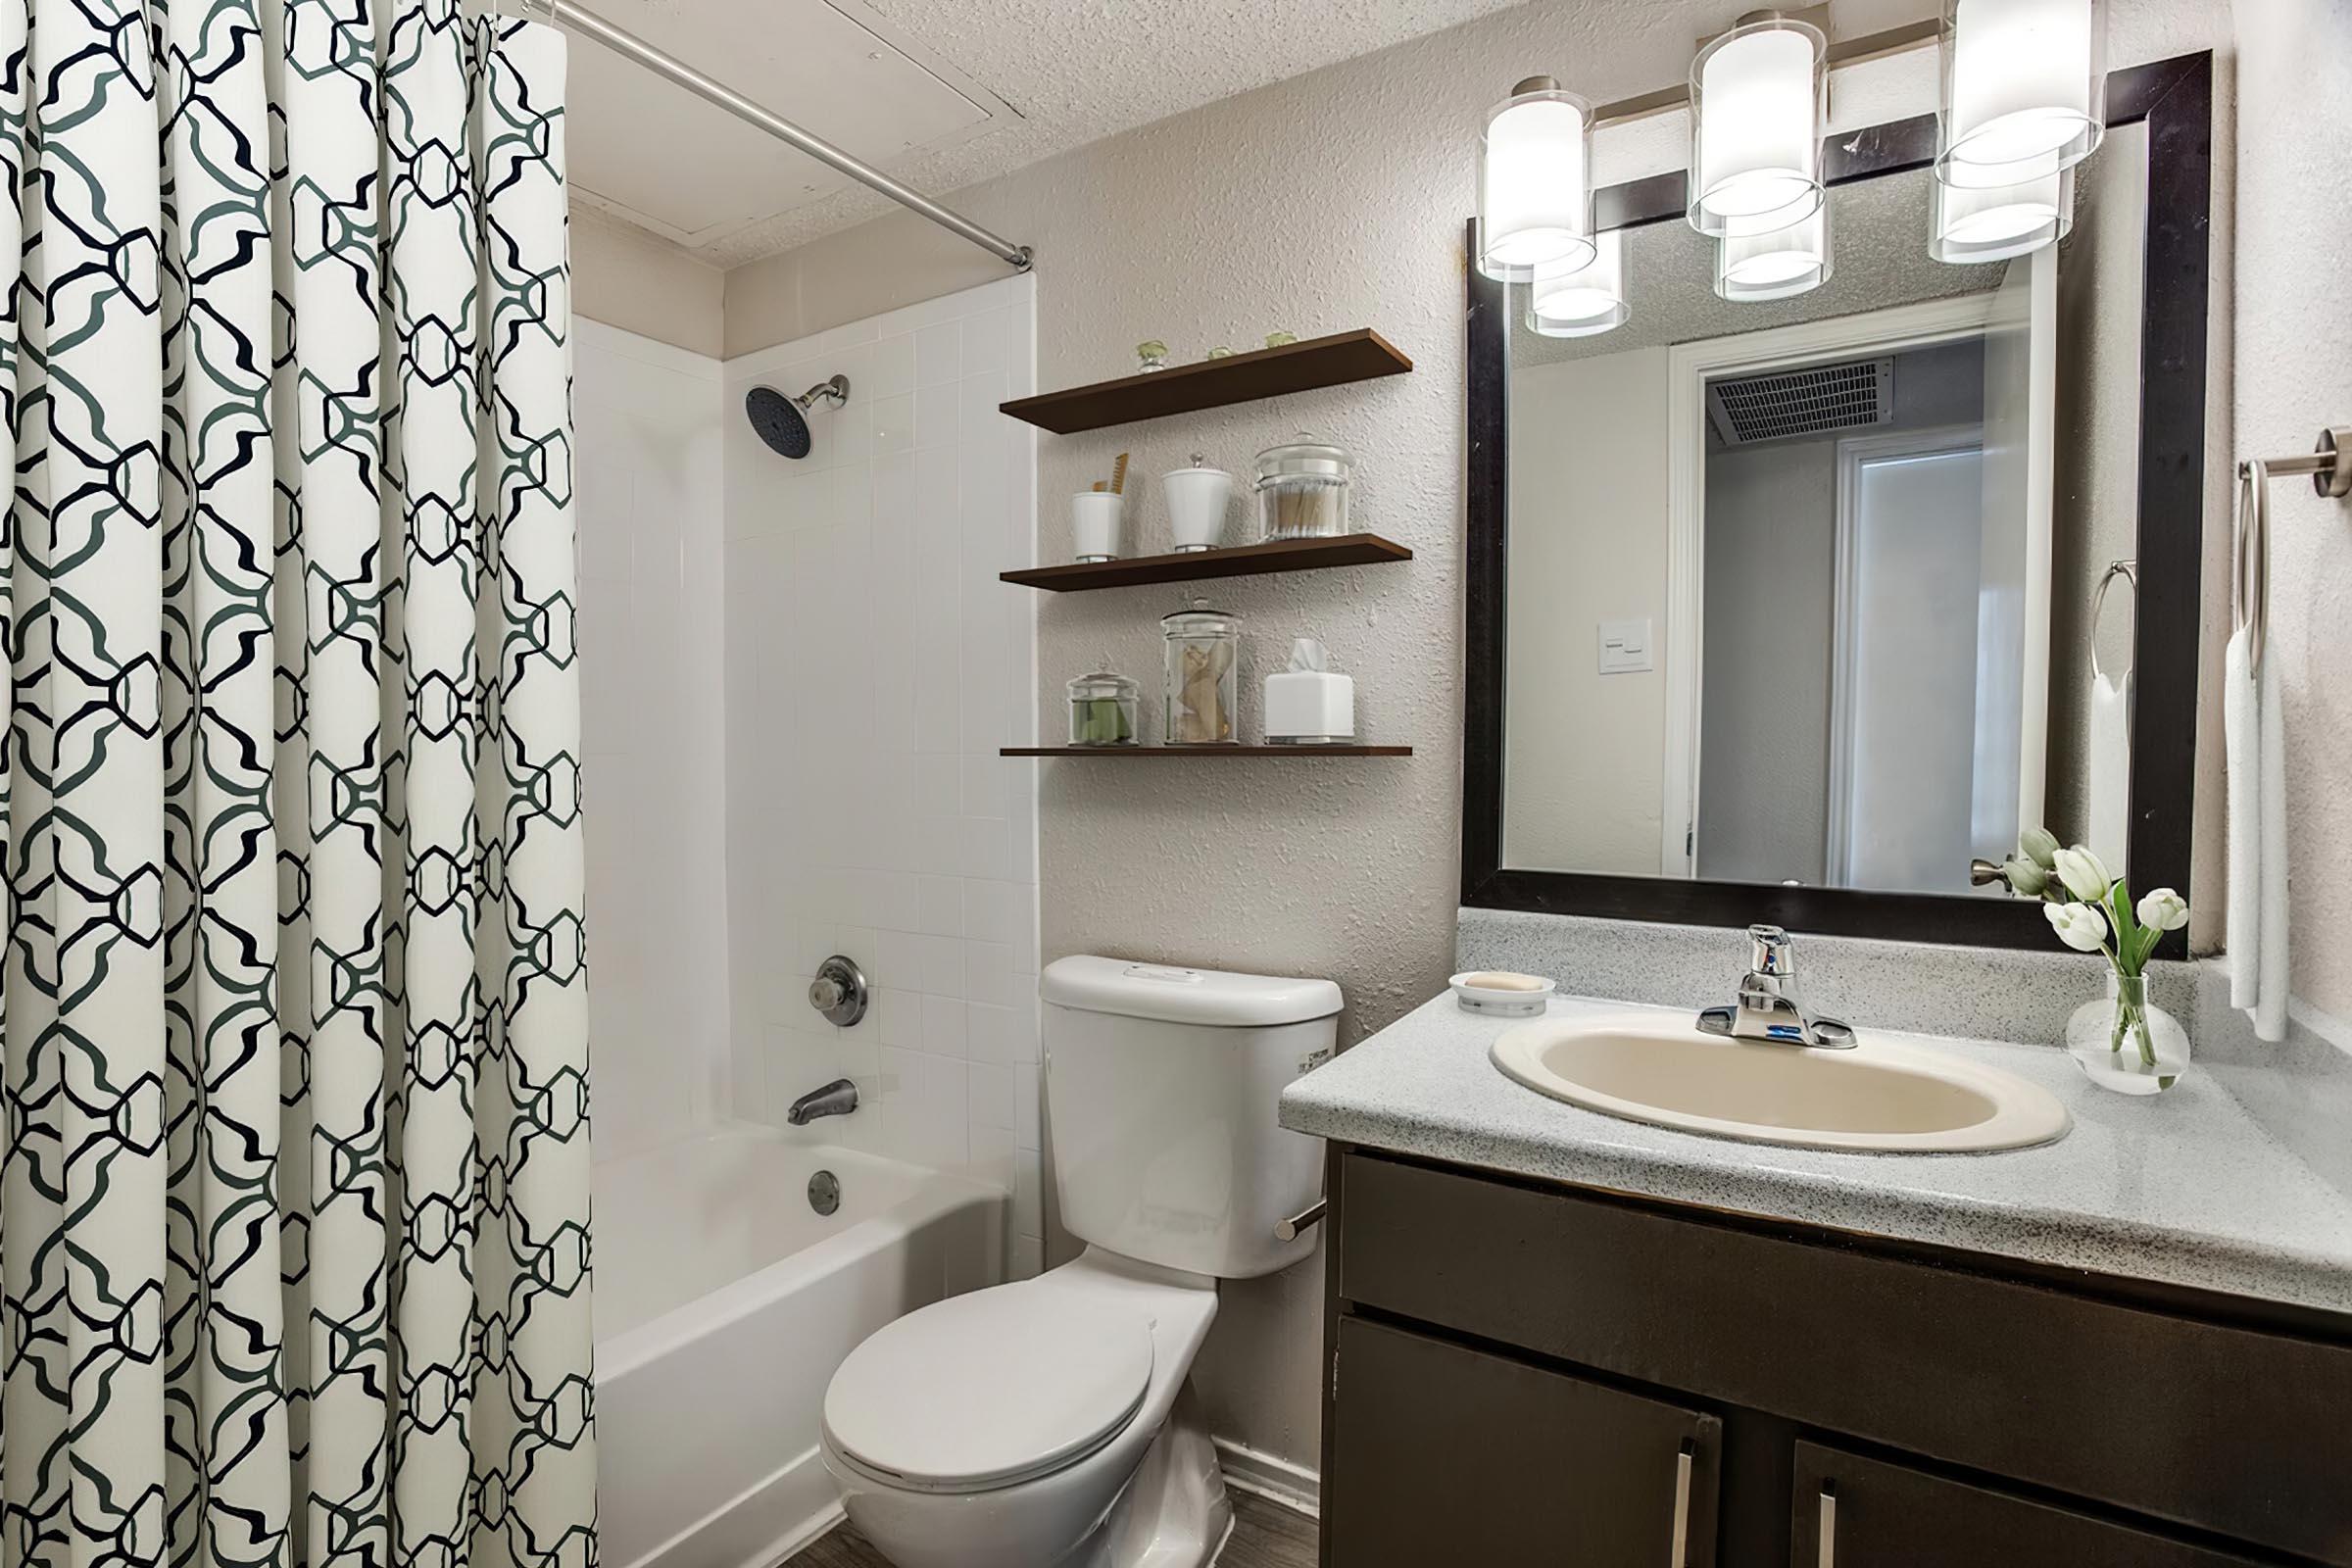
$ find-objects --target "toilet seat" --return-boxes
[822,1285,1154,1495]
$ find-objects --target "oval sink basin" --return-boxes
[1490,1011,2070,1152]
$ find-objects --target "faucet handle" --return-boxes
[1747,924,1794,976]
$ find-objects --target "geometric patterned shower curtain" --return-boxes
[0,1,593,1566]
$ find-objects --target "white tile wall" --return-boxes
[575,318,732,1163]
[722,276,1044,1275]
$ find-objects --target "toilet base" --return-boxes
[830,1384,1232,1568]
[1077,1387,1232,1568]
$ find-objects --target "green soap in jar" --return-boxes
[1075,699,1132,745]
[1068,669,1140,746]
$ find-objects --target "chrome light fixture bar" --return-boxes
[1937,0,2107,188]
[1687,11,1828,238]
[1478,75,1596,281]
[513,0,1034,271]
[1527,230,1629,337]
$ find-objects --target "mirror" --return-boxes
[1464,55,2211,945]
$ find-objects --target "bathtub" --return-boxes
[596,1124,1006,1568]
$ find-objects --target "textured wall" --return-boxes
[2234,0,2352,1021]
[571,205,725,358]
[709,0,2240,1476]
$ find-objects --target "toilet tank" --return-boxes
[1040,956,1340,1280]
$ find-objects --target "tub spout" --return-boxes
[786,1077,859,1126]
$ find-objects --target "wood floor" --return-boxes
[787,1490,1318,1568]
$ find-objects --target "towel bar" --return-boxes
[2237,425,2350,499]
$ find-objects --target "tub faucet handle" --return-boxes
[808,955,869,1027]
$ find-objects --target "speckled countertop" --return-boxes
[1280,992,2352,1317]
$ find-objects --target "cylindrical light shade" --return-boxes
[1716,205,1833,301]
[1527,230,1629,337]
[1688,16,1826,237]
[1938,0,2106,187]
[1932,167,2075,262]
[1479,78,1594,281]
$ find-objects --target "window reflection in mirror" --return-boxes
[1499,125,2148,900]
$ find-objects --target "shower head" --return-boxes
[746,375,851,460]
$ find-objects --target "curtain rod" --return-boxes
[513,0,1034,271]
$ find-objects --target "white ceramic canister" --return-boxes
[1160,455,1234,554]
[1070,490,1126,563]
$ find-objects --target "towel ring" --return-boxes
[2233,425,2351,673]
[2089,560,2137,683]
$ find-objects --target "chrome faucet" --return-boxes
[786,1077,859,1125]
[1696,925,1856,1049]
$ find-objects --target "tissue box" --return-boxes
[1264,670,1354,742]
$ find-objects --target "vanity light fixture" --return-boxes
[1526,229,1629,337]
[1687,12,1828,238]
[1715,204,1833,301]
[1937,0,2106,187]
[1478,75,1595,281]
[1931,166,2075,262]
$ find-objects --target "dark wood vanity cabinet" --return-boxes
[1787,1444,2274,1567]
[1318,1150,2352,1568]
[1328,1317,1720,1566]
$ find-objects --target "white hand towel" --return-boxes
[2085,671,2132,874]
[2254,633,2289,1043]
[2224,627,2261,1009]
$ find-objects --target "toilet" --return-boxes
[819,956,1340,1568]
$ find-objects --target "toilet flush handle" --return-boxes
[1274,1197,1327,1242]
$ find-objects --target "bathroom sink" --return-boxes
[1489,1011,2069,1152]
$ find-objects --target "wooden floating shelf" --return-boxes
[1002,533,1411,593]
[1004,745,1412,759]
[999,329,1412,434]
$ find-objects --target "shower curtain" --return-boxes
[0,2,593,1567]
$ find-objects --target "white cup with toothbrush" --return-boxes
[1071,453,1131,562]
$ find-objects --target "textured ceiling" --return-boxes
[570,0,1537,267]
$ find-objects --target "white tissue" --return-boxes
[1265,637,1353,741]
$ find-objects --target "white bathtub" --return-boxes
[596,1124,1006,1568]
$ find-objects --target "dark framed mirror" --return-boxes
[1462,51,2211,949]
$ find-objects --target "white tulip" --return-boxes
[2020,827,2061,870]
[2044,901,2109,954]
[2052,846,2112,903]
[2136,887,2189,932]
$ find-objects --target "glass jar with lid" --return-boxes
[1162,600,1240,745]
[1253,435,1354,541]
[1065,669,1141,747]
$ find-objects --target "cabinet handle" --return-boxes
[1668,1443,1693,1567]
[1817,1486,1837,1568]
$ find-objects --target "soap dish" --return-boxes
[1449,971,1557,1017]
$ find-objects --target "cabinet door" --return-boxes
[1789,1443,2279,1567]
[1327,1316,1721,1567]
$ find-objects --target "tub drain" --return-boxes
[808,1170,841,1216]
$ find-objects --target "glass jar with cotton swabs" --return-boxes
[1252,435,1354,541]
[1162,599,1241,746]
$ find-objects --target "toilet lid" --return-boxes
[823,1286,1154,1493]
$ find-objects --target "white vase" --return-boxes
[2065,973,2190,1096]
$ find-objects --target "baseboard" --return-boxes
[1213,1438,1320,1518]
